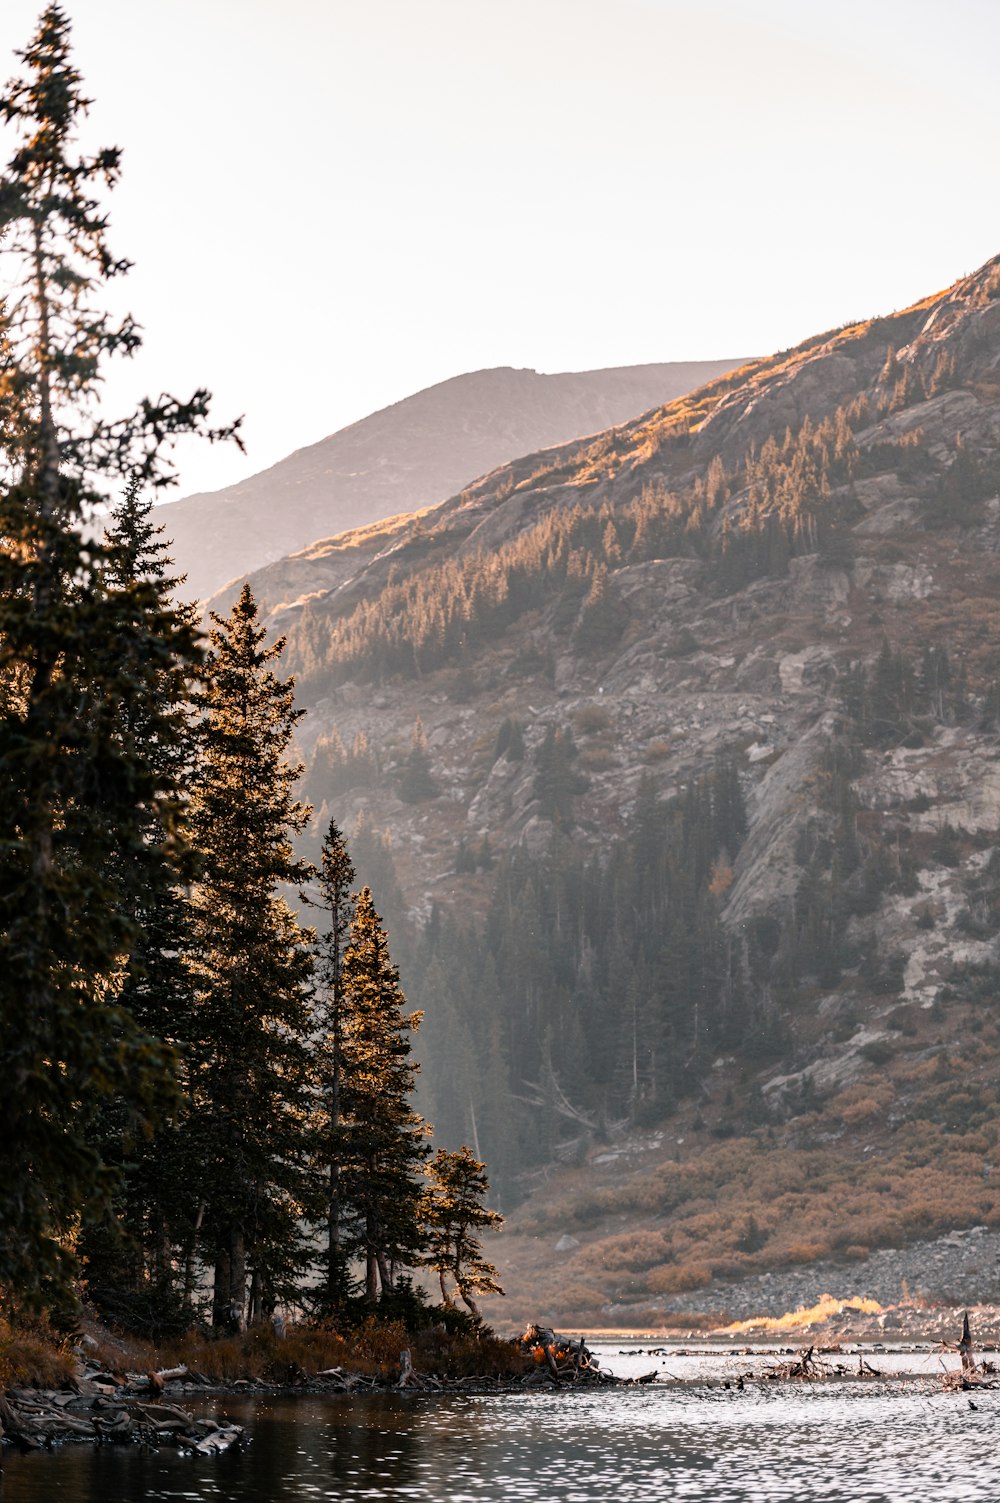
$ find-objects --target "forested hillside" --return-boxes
[246,255,1000,1321]
[0,9,501,1346]
[161,359,743,603]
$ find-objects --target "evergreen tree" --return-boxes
[312,817,357,1313]
[339,887,430,1302]
[572,564,627,652]
[79,478,204,1330]
[186,584,315,1328]
[493,716,525,763]
[423,1147,503,1316]
[399,717,438,802]
[0,6,237,1302]
[533,725,588,827]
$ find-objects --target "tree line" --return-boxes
[0,7,499,1335]
[284,323,987,697]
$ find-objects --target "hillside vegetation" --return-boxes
[162,359,743,602]
[235,256,1000,1324]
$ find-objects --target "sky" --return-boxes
[1,0,998,502]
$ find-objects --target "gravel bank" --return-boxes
[626,1226,1000,1327]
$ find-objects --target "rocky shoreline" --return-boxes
[627,1226,1000,1337]
[0,1328,641,1451]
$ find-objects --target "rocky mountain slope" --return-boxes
[159,360,741,602]
[259,255,1000,907]
[228,252,1000,1329]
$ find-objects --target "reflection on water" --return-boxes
[1,1347,997,1503]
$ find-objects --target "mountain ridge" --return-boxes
[160,359,744,602]
[237,252,1000,1327]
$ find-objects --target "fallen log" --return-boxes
[191,1425,242,1456]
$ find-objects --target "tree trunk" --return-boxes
[183,1200,206,1311]
[212,1248,231,1328]
[248,1268,262,1327]
[459,1288,482,1318]
[376,1249,392,1299]
[227,1225,247,1331]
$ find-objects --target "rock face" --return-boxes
[257,254,1000,959]
[185,253,1000,1326]
[659,1226,1000,1321]
[160,359,744,602]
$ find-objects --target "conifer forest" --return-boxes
[0,8,499,1340]
[7,0,1000,1393]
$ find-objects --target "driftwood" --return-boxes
[0,1381,244,1455]
[940,1311,1000,1390]
[519,1325,635,1385]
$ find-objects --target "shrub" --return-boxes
[573,703,612,735]
[782,1241,831,1266]
[0,1315,75,1389]
[664,626,700,657]
[646,1264,711,1295]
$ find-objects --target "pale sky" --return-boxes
[2,0,998,502]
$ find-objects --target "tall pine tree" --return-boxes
[187,584,315,1328]
[0,6,237,1302]
[339,887,430,1302]
[77,479,204,1332]
[312,817,356,1313]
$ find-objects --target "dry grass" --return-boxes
[573,703,613,736]
[493,1088,1000,1322]
[722,1294,883,1335]
[0,1315,76,1389]
[74,1319,529,1386]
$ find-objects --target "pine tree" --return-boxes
[398,717,438,802]
[339,887,429,1302]
[0,6,238,1302]
[423,1147,503,1316]
[312,817,356,1313]
[186,585,316,1328]
[79,478,204,1330]
[533,725,588,827]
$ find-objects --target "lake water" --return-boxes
[1,1345,995,1503]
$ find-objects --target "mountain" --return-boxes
[241,253,1000,1328]
[158,360,743,602]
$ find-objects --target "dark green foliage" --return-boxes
[398,719,438,803]
[924,438,1000,529]
[455,838,477,875]
[311,819,357,1314]
[0,8,237,1304]
[572,564,628,653]
[837,639,969,749]
[532,725,588,827]
[78,480,204,1326]
[186,586,316,1328]
[307,727,377,801]
[716,410,860,594]
[494,716,525,762]
[347,811,409,949]
[413,758,753,1164]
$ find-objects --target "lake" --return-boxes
[0,1345,994,1502]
